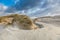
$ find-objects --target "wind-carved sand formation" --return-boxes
[0,14,38,30]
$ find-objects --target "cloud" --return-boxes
[0,3,8,11]
[3,5,8,10]
[0,3,8,16]
[6,0,42,12]
[5,0,60,17]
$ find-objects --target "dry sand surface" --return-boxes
[0,22,60,40]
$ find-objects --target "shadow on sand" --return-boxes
[35,23,44,28]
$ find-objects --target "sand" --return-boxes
[0,22,60,40]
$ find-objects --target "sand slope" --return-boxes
[0,22,60,40]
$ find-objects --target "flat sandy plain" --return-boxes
[0,16,60,40]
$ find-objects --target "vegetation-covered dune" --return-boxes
[0,14,37,30]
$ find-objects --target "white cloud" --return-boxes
[26,7,40,14]
[3,6,8,10]
[0,3,8,16]
[0,4,8,11]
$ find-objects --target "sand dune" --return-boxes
[0,15,60,40]
[0,22,60,40]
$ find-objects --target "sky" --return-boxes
[0,0,16,12]
[0,0,15,6]
[0,0,60,17]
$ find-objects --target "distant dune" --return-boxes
[35,15,60,27]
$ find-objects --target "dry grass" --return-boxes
[0,14,37,30]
